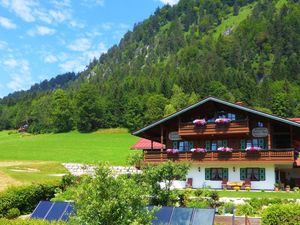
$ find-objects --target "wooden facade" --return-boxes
[133,97,300,165]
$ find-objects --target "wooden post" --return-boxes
[160,126,163,162]
[267,119,271,150]
[151,140,153,151]
[290,126,293,148]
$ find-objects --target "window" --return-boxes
[257,122,264,127]
[246,168,259,181]
[242,138,265,149]
[205,168,228,181]
[173,141,193,152]
[240,168,265,181]
[227,113,236,121]
[207,140,228,151]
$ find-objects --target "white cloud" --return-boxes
[6,59,32,91]
[159,0,179,6]
[69,20,85,29]
[68,38,91,52]
[59,59,85,72]
[81,0,104,7]
[101,22,113,30]
[0,40,8,49]
[3,58,18,68]
[44,54,57,63]
[27,26,56,36]
[0,0,72,24]
[0,0,36,22]
[83,42,107,59]
[0,16,17,29]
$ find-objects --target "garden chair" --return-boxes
[186,178,193,188]
[221,178,228,189]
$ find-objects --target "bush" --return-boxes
[186,200,210,208]
[235,203,255,216]
[6,208,20,219]
[0,218,67,224]
[218,202,235,214]
[60,174,79,191]
[0,183,58,218]
[261,204,300,225]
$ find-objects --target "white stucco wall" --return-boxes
[186,164,276,190]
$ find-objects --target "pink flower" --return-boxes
[166,149,179,154]
[215,118,231,124]
[191,148,206,153]
[245,146,262,151]
[218,147,233,152]
[193,119,206,126]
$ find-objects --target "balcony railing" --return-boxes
[179,120,249,136]
[143,149,295,163]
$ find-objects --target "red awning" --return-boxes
[131,138,165,150]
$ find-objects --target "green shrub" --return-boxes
[261,204,300,225]
[0,218,67,224]
[186,200,210,208]
[235,203,255,216]
[0,183,58,218]
[194,189,203,197]
[6,208,20,219]
[218,202,235,214]
[60,174,79,191]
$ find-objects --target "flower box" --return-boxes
[166,149,179,154]
[191,148,207,153]
[215,118,231,124]
[245,146,262,151]
[217,147,233,152]
[193,119,206,126]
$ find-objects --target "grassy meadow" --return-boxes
[0,128,137,165]
[0,129,138,189]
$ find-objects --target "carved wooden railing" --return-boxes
[143,149,295,163]
[179,120,249,136]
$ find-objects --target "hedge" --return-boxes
[261,204,300,225]
[0,183,59,218]
[0,219,67,225]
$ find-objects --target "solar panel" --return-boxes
[170,207,193,225]
[61,203,74,221]
[152,206,173,225]
[45,202,69,221]
[30,201,54,219]
[191,208,215,225]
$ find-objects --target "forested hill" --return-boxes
[1,0,300,134]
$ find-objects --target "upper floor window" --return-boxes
[241,138,265,149]
[257,122,264,127]
[172,141,193,152]
[206,140,228,151]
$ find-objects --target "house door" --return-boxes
[279,171,286,184]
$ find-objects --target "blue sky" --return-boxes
[0,0,179,97]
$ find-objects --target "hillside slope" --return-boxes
[0,0,300,133]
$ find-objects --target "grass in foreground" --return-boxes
[217,190,300,199]
[0,128,138,165]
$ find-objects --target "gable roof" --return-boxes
[133,96,300,136]
[131,138,165,150]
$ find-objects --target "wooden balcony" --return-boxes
[143,149,295,164]
[179,120,249,137]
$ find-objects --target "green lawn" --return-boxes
[0,128,138,165]
[217,190,300,199]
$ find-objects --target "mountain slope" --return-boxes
[0,0,300,133]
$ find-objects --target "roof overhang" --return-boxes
[133,96,300,136]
